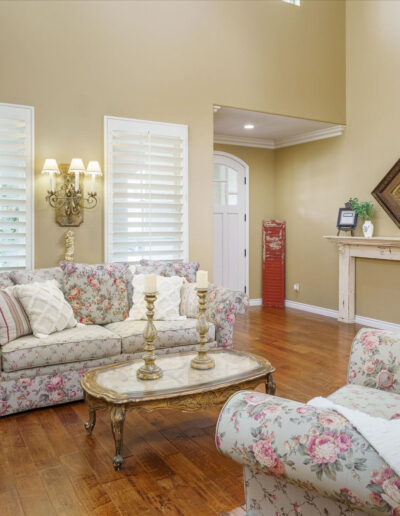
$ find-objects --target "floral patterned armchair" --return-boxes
[216,328,400,515]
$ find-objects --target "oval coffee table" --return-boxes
[81,349,275,470]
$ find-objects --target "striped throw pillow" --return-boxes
[0,286,32,345]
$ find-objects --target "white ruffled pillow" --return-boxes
[180,279,199,318]
[129,275,185,321]
[15,280,77,338]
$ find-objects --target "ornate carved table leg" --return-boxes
[84,406,97,435]
[265,373,276,395]
[110,404,127,471]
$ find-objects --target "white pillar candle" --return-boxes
[75,171,80,192]
[144,274,157,293]
[196,270,208,289]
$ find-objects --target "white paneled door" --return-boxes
[213,152,248,293]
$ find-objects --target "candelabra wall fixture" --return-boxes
[41,158,102,227]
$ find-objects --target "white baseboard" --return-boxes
[249,298,262,306]
[284,300,400,332]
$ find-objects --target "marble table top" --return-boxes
[82,350,273,402]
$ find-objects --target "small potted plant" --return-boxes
[349,198,374,238]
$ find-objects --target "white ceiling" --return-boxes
[213,106,345,149]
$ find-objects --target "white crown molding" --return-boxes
[214,125,345,150]
[284,300,400,332]
[214,134,275,149]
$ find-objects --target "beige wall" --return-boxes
[275,0,400,323]
[0,0,345,272]
[214,144,275,299]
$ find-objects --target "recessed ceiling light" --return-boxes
[244,124,254,130]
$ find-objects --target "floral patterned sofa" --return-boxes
[0,262,248,416]
[216,328,400,515]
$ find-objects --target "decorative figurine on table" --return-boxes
[136,274,163,380]
[190,270,215,370]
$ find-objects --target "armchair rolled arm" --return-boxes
[216,391,400,515]
[206,285,248,348]
[348,328,400,394]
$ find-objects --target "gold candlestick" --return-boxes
[191,287,215,370]
[137,292,163,380]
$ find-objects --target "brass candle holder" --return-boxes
[190,287,215,370]
[136,292,163,381]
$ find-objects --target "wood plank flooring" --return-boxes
[0,307,362,515]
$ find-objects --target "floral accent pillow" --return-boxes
[60,262,131,325]
[0,272,14,289]
[10,267,64,289]
[139,260,200,282]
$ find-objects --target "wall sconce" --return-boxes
[42,158,102,227]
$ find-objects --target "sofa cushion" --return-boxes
[328,383,400,420]
[0,272,14,289]
[15,280,77,338]
[60,262,131,325]
[105,318,215,354]
[10,267,64,287]
[139,260,200,282]
[0,286,32,345]
[1,325,121,372]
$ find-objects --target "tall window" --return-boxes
[0,103,34,271]
[104,116,188,264]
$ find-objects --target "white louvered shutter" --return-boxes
[0,104,34,271]
[105,117,188,264]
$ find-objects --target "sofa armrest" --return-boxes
[206,285,248,348]
[348,328,400,394]
[216,391,400,514]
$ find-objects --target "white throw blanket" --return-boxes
[308,396,400,477]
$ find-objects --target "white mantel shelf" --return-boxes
[324,235,400,323]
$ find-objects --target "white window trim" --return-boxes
[0,102,34,270]
[104,115,189,263]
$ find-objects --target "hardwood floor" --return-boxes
[0,307,362,516]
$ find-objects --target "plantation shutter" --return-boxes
[0,104,34,271]
[105,117,188,264]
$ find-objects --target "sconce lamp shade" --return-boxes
[41,159,60,175]
[68,158,85,174]
[86,161,102,176]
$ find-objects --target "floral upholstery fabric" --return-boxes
[10,267,64,288]
[1,325,121,372]
[0,341,219,416]
[217,391,400,516]
[242,466,367,516]
[329,384,400,420]
[105,318,215,354]
[0,272,14,289]
[139,259,200,282]
[348,328,400,394]
[60,262,131,324]
[206,284,248,348]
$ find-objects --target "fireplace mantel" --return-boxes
[324,236,400,323]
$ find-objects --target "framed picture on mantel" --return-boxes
[372,159,400,229]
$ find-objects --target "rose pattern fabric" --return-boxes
[216,391,400,515]
[348,329,400,394]
[10,267,64,288]
[139,259,200,283]
[329,383,400,420]
[0,272,14,289]
[60,262,132,325]
[1,325,121,372]
[0,340,219,416]
[206,284,248,348]
[105,318,215,354]
[243,466,368,516]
